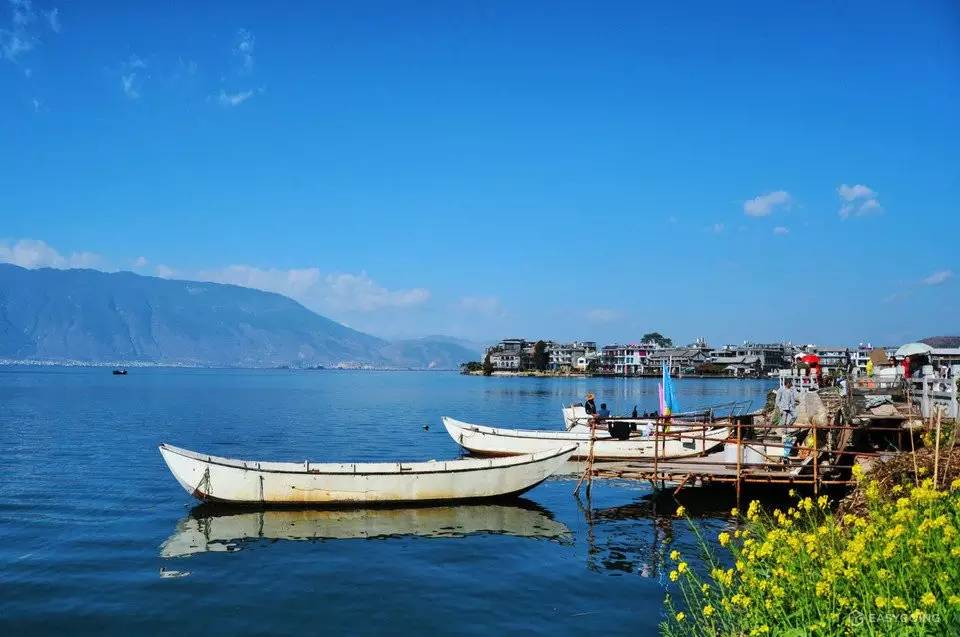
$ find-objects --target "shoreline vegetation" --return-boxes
[662,446,960,635]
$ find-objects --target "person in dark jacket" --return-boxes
[584,393,596,415]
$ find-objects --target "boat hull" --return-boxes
[443,417,728,461]
[158,443,575,506]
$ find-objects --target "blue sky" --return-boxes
[1,1,957,346]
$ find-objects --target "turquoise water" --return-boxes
[0,368,774,635]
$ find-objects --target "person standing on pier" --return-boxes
[775,379,798,426]
[775,379,799,451]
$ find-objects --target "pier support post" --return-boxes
[813,420,819,496]
[735,418,742,509]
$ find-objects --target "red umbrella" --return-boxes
[801,354,821,365]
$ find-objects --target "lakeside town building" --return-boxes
[710,342,794,374]
[549,341,597,372]
[481,337,960,378]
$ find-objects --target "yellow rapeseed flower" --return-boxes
[703,604,715,617]
[921,592,936,606]
[670,549,680,561]
[677,562,688,574]
[718,532,730,547]
[731,507,739,516]
[669,570,679,582]
[675,611,685,622]
[675,505,686,517]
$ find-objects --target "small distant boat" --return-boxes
[158,443,576,506]
[442,416,729,461]
[112,369,128,375]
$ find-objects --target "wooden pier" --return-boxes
[578,381,956,504]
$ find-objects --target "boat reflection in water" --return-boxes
[578,487,739,577]
[161,500,572,558]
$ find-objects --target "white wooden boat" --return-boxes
[562,405,724,432]
[160,502,572,557]
[442,417,729,461]
[158,443,576,506]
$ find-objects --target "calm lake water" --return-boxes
[0,368,775,635]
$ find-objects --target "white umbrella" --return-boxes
[895,342,933,357]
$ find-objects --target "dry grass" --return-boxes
[838,433,960,517]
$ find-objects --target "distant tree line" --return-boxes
[642,332,673,348]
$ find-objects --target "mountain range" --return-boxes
[0,264,481,369]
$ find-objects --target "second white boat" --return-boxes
[442,416,729,461]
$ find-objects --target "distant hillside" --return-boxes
[0,264,467,369]
[920,336,960,348]
[379,336,482,370]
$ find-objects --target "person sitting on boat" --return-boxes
[596,403,610,421]
[584,393,597,415]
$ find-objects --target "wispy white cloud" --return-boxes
[884,269,954,303]
[155,264,176,279]
[922,270,953,286]
[773,226,789,235]
[234,28,254,72]
[218,88,255,107]
[214,29,261,107]
[132,256,148,268]
[175,56,198,78]
[197,265,430,314]
[10,0,33,27]
[0,28,33,59]
[837,183,882,219]
[586,308,622,323]
[121,74,139,99]
[0,238,101,269]
[44,6,57,32]
[744,190,792,217]
[458,296,506,317]
[1,1,60,64]
[119,54,146,99]
[0,0,36,61]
